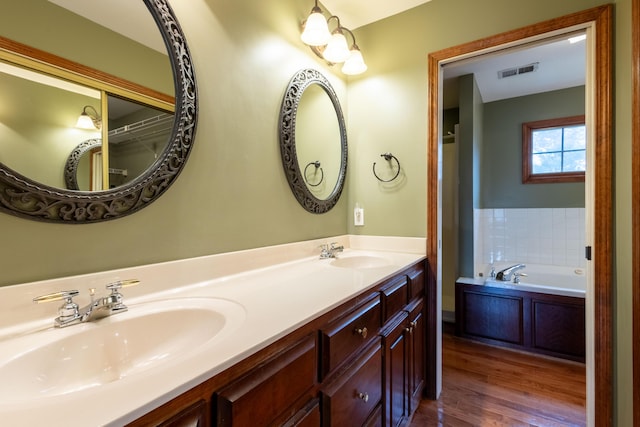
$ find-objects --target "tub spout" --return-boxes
[495,264,526,282]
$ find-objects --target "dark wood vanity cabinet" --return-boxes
[379,268,426,427]
[126,258,428,427]
[157,400,208,427]
[320,294,382,380]
[382,312,410,427]
[406,299,425,413]
[320,339,383,426]
[215,334,318,426]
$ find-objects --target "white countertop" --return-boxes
[0,235,425,426]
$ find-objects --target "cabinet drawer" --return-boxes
[283,398,321,427]
[321,339,382,427]
[407,264,425,302]
[320,295,381,379]
[380,275,408,322]
[215,334,317,426]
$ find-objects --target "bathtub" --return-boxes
[480,263,587,298]
[455,263,586,362]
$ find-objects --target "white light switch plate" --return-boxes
[354,207,364,226]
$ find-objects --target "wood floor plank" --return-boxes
[411,333,586,426]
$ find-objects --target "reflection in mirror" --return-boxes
[0,0,196,223]
[106,96,173,189]
[295,83,341,200]
[64,138,101,191]
[0,62,102,189]
[279,69,347,214]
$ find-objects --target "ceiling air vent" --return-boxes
[498,62,539,79]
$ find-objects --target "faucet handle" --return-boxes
[104,279,138,313]
[33,289,79,304]
[513,272,527,284]
[106,279,140,292]
[33,290,81,327]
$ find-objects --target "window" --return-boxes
[522,115,586,183]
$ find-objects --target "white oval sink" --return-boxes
[0,297,245,403]
[330,255,391,269]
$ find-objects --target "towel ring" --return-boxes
[303,161,324,187]
[372,153,401,182]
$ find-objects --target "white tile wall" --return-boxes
[474,208,586,275]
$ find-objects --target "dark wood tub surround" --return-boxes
[455,282,585,362]
[428,5,612,424]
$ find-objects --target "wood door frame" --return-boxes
[426,5,613,425]
[633,0,640,424]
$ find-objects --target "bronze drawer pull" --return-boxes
[356,391,369,402]
[354,327,368,338]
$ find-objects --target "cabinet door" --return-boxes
[215,334,317,426]
[382,313,409,427]
[406,299,425,411]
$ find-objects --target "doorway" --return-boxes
[425,5,612,425]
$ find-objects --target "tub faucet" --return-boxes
[319,242,344,259]
[33,279,139,328]
[495,264,526,282]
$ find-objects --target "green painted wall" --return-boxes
[458,74,483,277]
[349,0,632,424]
[0,0,349,289]
[481,86,586,208]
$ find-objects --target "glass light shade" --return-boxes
[301,10,331,46]
[322,31,350,63]
[76,113,97,129]
[342,49,367,75]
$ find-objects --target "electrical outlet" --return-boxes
[354,207,364,226]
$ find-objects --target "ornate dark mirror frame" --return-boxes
[64,139,102,191]
[279,69,347,214]
[0,0,197,223]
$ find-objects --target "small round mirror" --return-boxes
[279,69,347,213]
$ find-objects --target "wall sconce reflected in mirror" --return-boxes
[76,105,102,130]
[300,1,367,75]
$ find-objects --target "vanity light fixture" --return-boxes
[300,1,367,75]
[76,105,102,130]
[300,1,331,46]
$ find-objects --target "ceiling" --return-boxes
[48,0,165,53]
[53,0,586,108]
[318,0,585,107]
[320,0,432,29]
[442,33,586,108]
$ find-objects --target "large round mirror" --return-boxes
[279,69,347,213]
[0,0,196,223]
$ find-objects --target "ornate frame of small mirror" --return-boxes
[0,0,197,223]
[64,138,102,191]
[278,69,347,213]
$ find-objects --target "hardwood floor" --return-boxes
[410,332,586,426]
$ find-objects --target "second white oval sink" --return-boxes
[0,297,245,403]
[330,255,391,269]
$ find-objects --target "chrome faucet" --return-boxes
[495,264,526,282]
[33,279,139,328]
[319,242,344,259]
